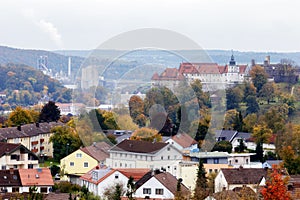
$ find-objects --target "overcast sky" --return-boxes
[0,0,299,52]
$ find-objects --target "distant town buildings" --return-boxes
[152,55,251,91]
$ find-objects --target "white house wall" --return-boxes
[134,176,174,199]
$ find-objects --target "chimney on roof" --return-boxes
[93,142,96,147]
[36,123,39,128]
[17,125,21,131]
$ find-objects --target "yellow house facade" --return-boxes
[178,161,231,191]
[60,149,98,180]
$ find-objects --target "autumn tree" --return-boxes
[212,141,232,153]
[259,82,277,104]
[128,95,145,127]
[252,124,272,162]
[223,109,238,130]
[39,101,61,122]
[261,165,291,200]
[116,114,138,130]
[7,106,33,126]
[49,125,82,161]
[226,87,243,110]
[245,95,260,115]
[250,65,268,93]
[130,127,162,142]
[193,159,209,200]
[243,113,258,133]
[243,82,257,102]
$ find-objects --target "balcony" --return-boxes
[40,138,44,143]
[31,141,38,146]
[40,146,44,151]
[31,149,38,153]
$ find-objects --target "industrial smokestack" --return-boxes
[68,57,71,77]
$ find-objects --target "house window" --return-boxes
[209,169,213,173]
[235,159,238,163]
[76,153,82,158]
[70,162,74,167]
[115,174,119,179]
[41,187,48,193]
[143,188,151,194]
[161,156,163,160]
[167,147,170,151]
[155,188,164,195]
[28,164,34,169]
[168,156,170,160]
[215,169,218,173]
[83,162,88,168]
[12,187,19,193]
[213,158,219,164]
[246,159,249,164]
[1,165,6,170]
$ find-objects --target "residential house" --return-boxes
[0,122,63,158]
[215,130,275,154]
[18,168,54,193]
[165,133,198,153]
[80,166,149,197]
[188,151,230,164]
[178,161,230,191]
[60,142,111,183]
[134,170,190,199]
[262,160,283,169]
[215,167,267,193]
[106,139,183,176]
[0,168,53,194]
[0,169,21,193]
[228,153,254,167]
[0,142,39,169]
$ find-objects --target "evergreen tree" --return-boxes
[193,159,208,200]
[233,111,243,131]
[39,101,60,122]
[113,184,122,200]
[126,176,135,200]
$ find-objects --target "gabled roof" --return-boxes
[19,168,54,186]
[0,169,21,186]
[80,142,111,162]
[136,171,189,195]
[0,142,20,157]
[80,166,149,185]
[0,142,39,160]
[234,132,251,140]
[170,133,197,148]
[155,172,190,195]
[151,68,185,81]
[221,168,267,185]
[109,139,168,154]
[0,122,63,139]
[215,130,238,142]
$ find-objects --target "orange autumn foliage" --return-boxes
[261,165,291,200]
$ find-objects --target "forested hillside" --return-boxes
[0,64,71,107]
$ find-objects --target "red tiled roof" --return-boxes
[152,68,185,81]
[239,65,248,73]
[117,168,150,182]
[19,168,54,186]
[171,133,197,148]
[80,166,149,185]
